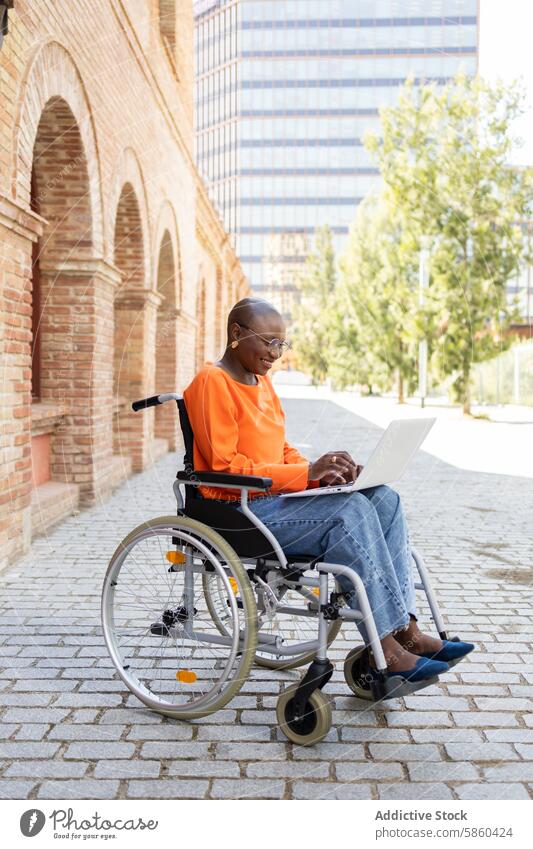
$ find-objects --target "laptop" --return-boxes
[280,418,436,498]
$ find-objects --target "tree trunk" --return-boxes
[398,369,405,404]
[462,367,471,415]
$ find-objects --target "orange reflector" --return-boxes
[166,550,186,565]
[312,587,320,596]
[176,669,197,683]
[229,577,239,595]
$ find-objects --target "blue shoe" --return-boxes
[371,656,449,684]
[417,639,475,663]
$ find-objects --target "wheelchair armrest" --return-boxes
[176,470,273,491]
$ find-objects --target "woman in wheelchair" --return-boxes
[183,297,474,686]
[105,296,474,746]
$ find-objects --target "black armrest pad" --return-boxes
[176,470,273,490]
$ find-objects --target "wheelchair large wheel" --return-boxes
[276,683,332,746]
[203,569,342,670]
[101,516,257,720]
[343,646,374,701]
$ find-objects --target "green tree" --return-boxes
[336,193,419,401]
[292,225,337,385]
[366,74,532,413]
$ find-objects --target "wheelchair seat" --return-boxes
[176,397,317,564]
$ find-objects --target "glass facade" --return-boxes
[194,0,479,319]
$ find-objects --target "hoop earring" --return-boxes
[231,340,239,349]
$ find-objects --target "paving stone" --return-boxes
[210,778,284,799]
[70,710,100,723]
[215,742,286,760]
[126,779,208,798]
[336,762,403,781]
[445,742,519,761]
[140,742,211,759]
[38,780,119,799]
[14,724,50,741]
[401,696,471,711]
[4,760,88,778]
[340,727,409,743]
[247,761,330,779]
[48,724,126,741]
[378,783,454,800]
[127,724,201,741]
[369,743,440,762]
[0,724,18,738]
[196,725,272,742]
[514,744,533,760]
[64,742,135,759]
[93,760,161,779]
[411,729,483,744]
[406,762,479,782]
[99,709,167,725]
[0,742,60,758]
[167,761,240,778]
[292,782,373,800]
[484,729,533,744]
[454,783,530,800]
[453,713,519,728]
[386,711,452,728]
[2,708,70,723]
[53,693,124,707]
[292,743,365,761]
[13,679,77,691]
[483,763,533,782]
[0,780,38,799]
[0,693,53,707]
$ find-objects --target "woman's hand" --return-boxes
[308,451,362,485]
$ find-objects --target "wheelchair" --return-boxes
[101,392,463,746]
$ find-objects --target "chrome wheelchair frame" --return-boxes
[101,392,459,746]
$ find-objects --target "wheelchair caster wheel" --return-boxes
[276,684,332,746]
[344,646,375,701]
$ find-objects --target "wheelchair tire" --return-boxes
[101,515,258,720]
[203,572,342,670]
[276,684,332,746]
[343,646,375,700]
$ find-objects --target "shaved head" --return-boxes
[226,297,281,339]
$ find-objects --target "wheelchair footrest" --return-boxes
[371,674,439,701]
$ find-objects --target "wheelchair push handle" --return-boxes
[132,393,182,412]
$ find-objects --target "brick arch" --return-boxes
[154,221,180,448]
[31,96,93,260]
[195,272,207,372]
[153,201,181,307]
[113,182,145,293]
[112,177,160,471]
[13,39,103,255]
[109,148,150,286]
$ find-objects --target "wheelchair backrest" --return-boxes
[177,397,195,478]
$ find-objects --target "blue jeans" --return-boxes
[236,485,417,641]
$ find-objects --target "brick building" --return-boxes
[0,1,248,569]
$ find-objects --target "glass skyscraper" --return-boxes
[194,1,479,319]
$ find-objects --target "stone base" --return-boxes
[92,454,133,504]
[31,481,80,540]
[149,438,170,466]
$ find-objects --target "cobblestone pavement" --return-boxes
[1,398,532,801]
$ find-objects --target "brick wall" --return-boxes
[0,0,248,569]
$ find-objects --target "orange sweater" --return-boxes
[183,363,317,500]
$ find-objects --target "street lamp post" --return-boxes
[418,243,430,408]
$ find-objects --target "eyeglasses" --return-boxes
[237,323,291,354]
